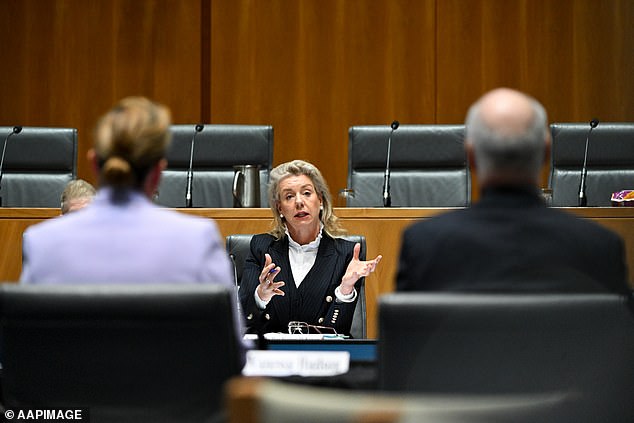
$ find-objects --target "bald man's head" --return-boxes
[465,88,550,188]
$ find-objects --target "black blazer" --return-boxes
[397,186,630,294]
[238,232,360,335]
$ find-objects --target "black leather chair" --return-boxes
[550,122,634,206]
[378,292,634,422]
[156,124,273,208]
[0,126,77,207]
[226,234,367,339]
[0,283,242,423]
[347,125,469,207]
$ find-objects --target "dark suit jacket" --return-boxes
[397,186,630,294]
[238,232,360,335]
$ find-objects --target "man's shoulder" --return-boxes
[404,208,469,235]
[542,206,620,236]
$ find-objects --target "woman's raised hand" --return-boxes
[256,253,285,302]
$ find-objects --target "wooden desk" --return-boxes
[2,207,634,337]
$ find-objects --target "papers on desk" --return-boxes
[242,350,350,377]
[244,333,348,341]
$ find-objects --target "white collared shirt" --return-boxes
[254,226,356,308]
[287,225,322,287]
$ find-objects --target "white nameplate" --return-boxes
[242,350,350,377]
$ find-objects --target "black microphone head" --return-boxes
[195,124,204,132]
[13,126,22,134]
[589,118,599,129]
[391,120,400,131]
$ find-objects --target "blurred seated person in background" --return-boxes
[397,88,630,294]
[239,159,382,336]
[21,96,237,290]
[60,179,96,214]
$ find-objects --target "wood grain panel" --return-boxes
[436,0,634,124]
[0,0,202,185]
[2,1,632,199]
[568,0,634,121]
[0,208,59,281]
[210,0,436,195]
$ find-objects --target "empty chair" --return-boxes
[0,283,242,423]
[0,126,77,207]
[226,234,368,339]
[156,124,273,208]
[378,292,634,422]
[347,125,469,207]
[550,122,634,207]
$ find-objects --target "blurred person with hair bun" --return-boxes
[21,97,235,290]
[21,97,247,367]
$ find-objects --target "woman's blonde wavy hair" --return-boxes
[268,160,346,240]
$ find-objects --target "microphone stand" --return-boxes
[383,120,399,207]
[185,124,204,208]
[0,126,23,207]
[578,119,599,207]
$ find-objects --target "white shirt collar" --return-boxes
[285,224,323,286]
[285,224,323,252]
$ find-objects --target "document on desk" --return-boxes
[242,350,350,377]
[244,333,347,341]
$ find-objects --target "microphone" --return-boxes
[185,124,204,208]
[0,126,23,207]
[578,118,599,207]
[382,120,399,207]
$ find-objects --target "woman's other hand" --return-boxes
[340,243,382,295]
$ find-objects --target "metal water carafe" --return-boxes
[232,165,260,208]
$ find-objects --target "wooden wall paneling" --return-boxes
[76,0,203,180]
[436,0,634,124]
[0,0,203,185]
[436,0,634,196]
[0,1,82,128]
[1,0,632,188]
[436,0,529,124]
[0,208,59,282]
[567,0,634,121]
[521,0,576,122]
[517,0,634,122]
[210,0,436,196]
[148,0,203,124]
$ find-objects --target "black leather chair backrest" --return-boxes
[157,124,273,208]
[226,234,256,288]
[0,283,241,423]
[347,125,469,207]
[550,122,634,206]
[378,292,634,421]
[226,233,368,339]
[0,126,77,207]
